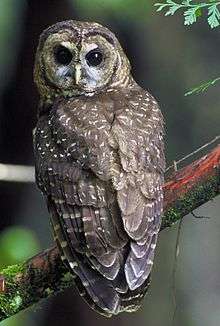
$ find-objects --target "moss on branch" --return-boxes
[0,248,73,321]
[162,175,220,228]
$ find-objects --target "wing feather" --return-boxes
[49,197,121,315]
[44,156,127,313]
[111,90,165,290]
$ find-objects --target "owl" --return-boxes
[33,20,165,317]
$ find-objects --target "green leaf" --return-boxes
[184,7,198,25]
[182,0,192,5]
[165,4,182,15]
[185,76,220,96]
[154,3,170,12]
[207,4,220,28]
[195,7,202,17]
[154,0,220,29]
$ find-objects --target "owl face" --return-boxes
[34,21,131,100]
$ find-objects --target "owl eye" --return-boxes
[85,49,103,67]
[55,45,73,65]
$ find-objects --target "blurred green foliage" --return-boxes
[0,226,40,268]
[0,315,25,326]
[0,0,26,85]
[72,0,152,20]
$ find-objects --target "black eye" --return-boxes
[85,49,103,67]
[55,45,73,65]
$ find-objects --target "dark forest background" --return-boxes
[0,1,220,326]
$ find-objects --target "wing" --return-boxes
[34,101,128,316]
[110,88,165,290]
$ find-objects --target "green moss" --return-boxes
[0,263,25,319]
[0,291,23,318]
[162,207,181,228]
[0,295,23,317]
[1,264,24,280]
[60,272,74,286]
[44,287,54,296]
[42,271,74,297]
[162,175,220,229]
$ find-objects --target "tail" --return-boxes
[59,243,151,316]
[120,277,151,313]
[49,199,152,316]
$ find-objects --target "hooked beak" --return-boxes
[75,63,82,85]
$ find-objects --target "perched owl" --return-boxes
[33,20,165,317]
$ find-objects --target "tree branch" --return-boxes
[163,144,220,227]
[0,145,220,322]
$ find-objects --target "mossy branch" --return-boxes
[1,145,220,322]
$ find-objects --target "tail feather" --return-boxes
[49,199,121,316]
[48,197,155,316]
[125,234,157,290]
[120,277,151,312]
[87,253,120,280]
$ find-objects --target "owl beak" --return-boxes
[75,64,82,85]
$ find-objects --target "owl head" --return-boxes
[34,20,131,102]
